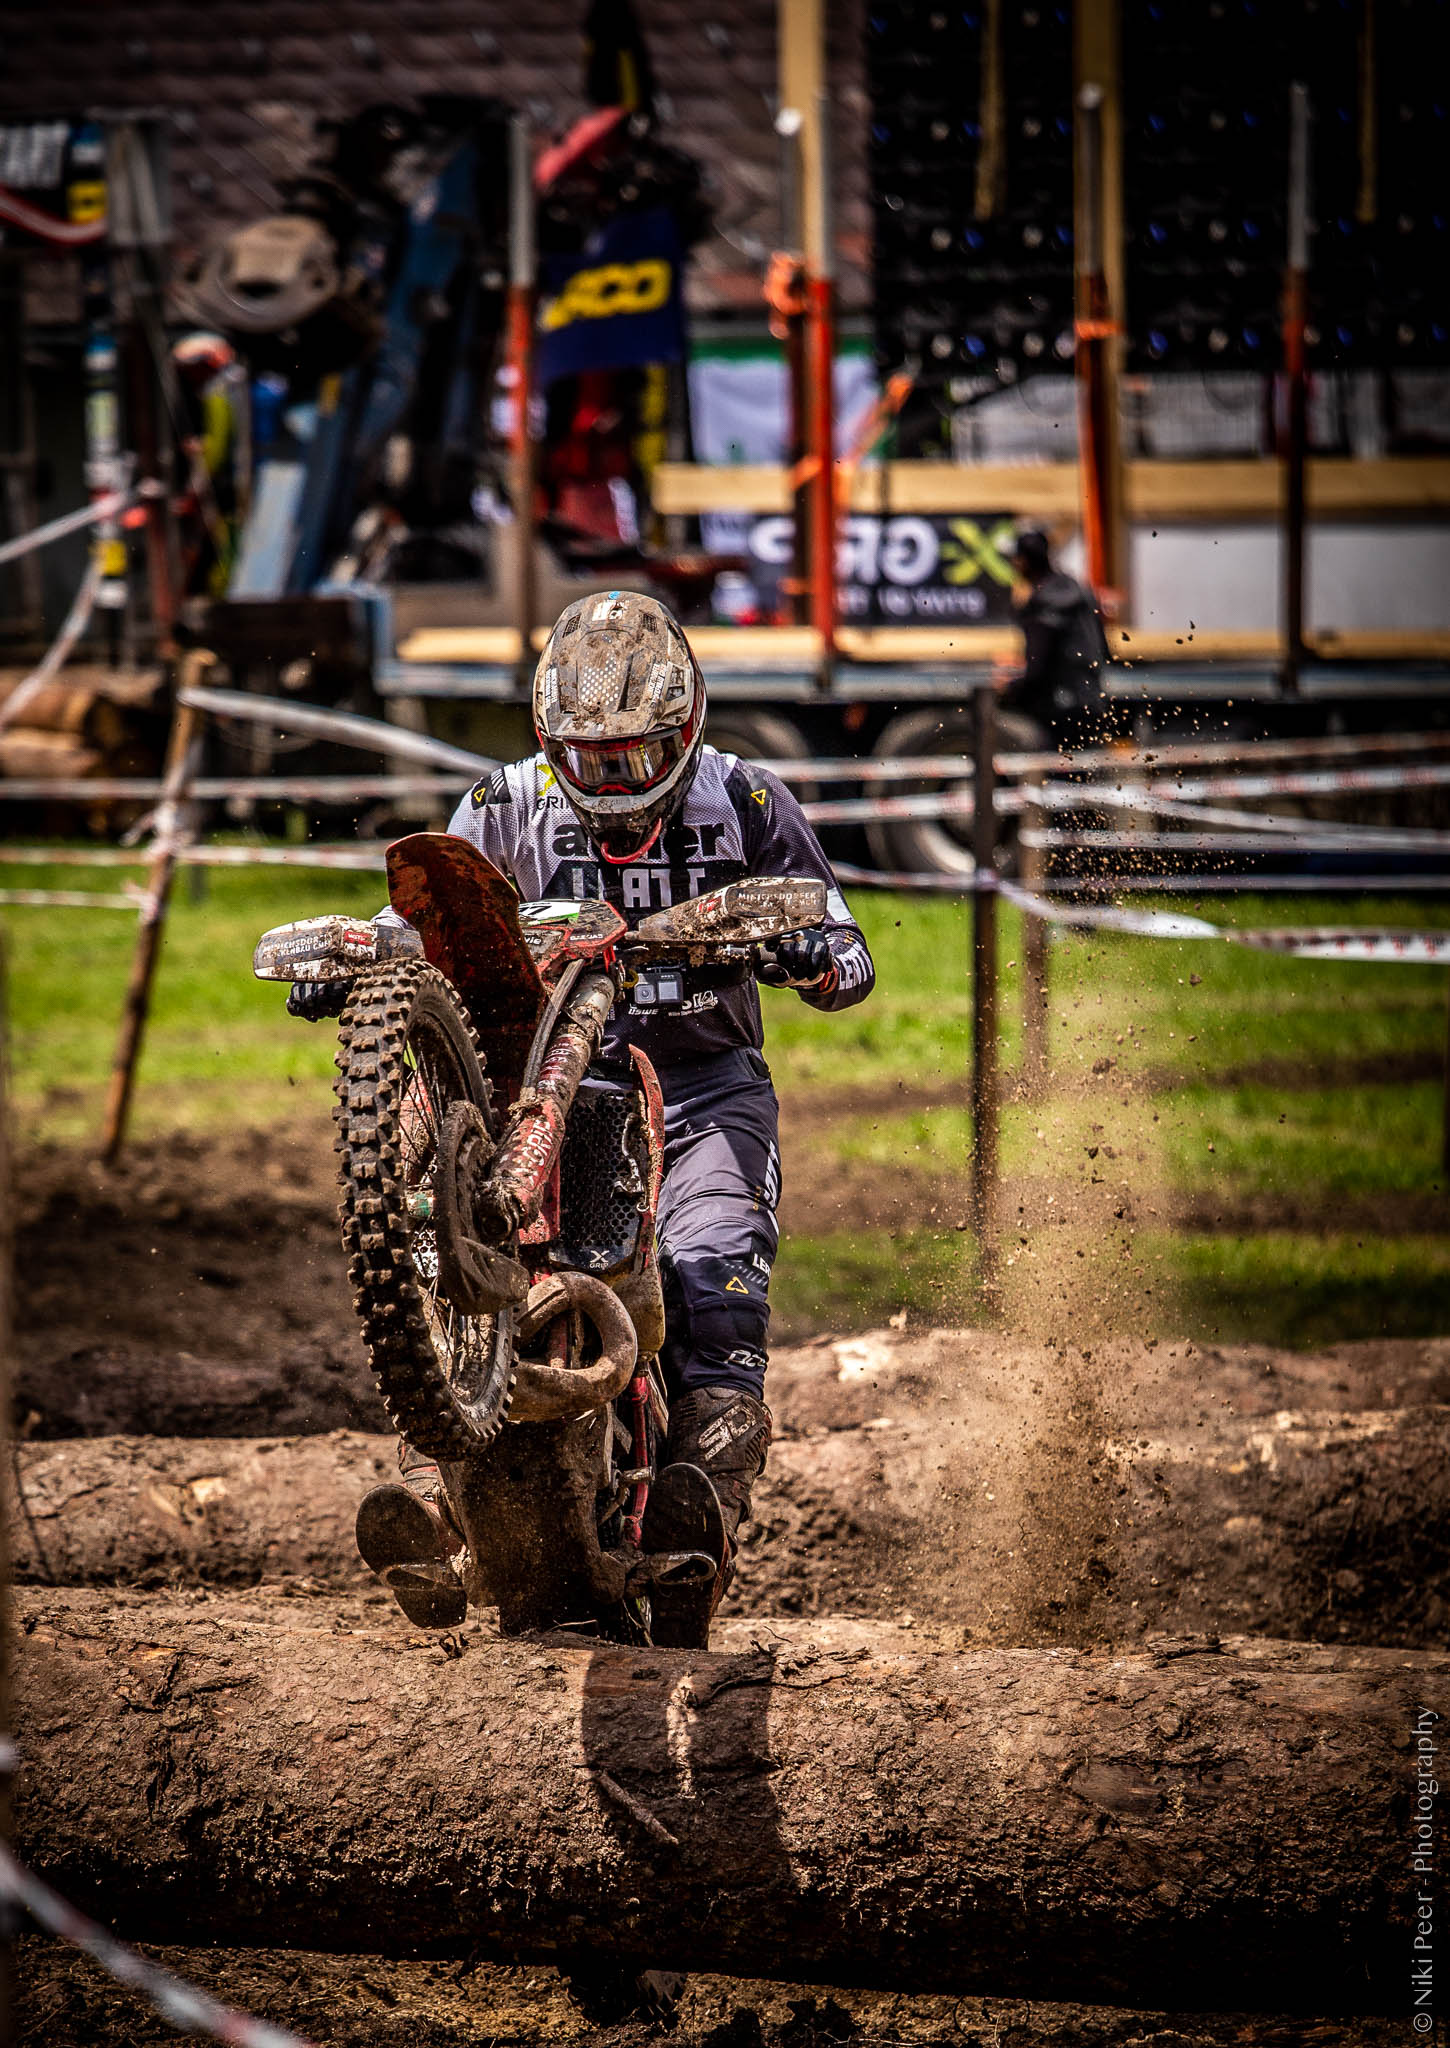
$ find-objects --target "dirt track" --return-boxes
[8,1122,1446,2043]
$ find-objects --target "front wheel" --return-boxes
[334,959,515,1459]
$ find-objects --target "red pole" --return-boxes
[1075,83,1116,604]
[806,269,836,661]
[1281,82,1310,698]
[508,116,537,685]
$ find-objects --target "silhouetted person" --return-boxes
[1000,527,1115,747]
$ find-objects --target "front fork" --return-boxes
[474,968,618,1242]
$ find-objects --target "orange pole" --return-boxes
[508,116,537,683]
[1281,82,1310,697]
[806,271,836,659]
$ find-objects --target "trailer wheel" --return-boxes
[865,706,1043,878]
[705,708,816,799]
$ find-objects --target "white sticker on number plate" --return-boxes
[518,900,584,924]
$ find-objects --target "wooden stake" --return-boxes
[0,940,14,2036]
[970,684,999,1285]
[99,654,206,1167]
[1019,796,1049,1099]
[1441,970,1450,1181]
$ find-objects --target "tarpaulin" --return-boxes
[536,207,686,384]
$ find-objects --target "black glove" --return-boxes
[753,929,835,991]
[287,979,351,1022]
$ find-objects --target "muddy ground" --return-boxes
[12,1936,1409,2048]
[8,1116,1445,2044]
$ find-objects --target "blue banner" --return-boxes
[536,207,686,385]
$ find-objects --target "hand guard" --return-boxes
[753,928,835,992]
[287,979,351,1022]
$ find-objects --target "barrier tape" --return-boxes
[0,845,387,874]
[0,1840,316,2048]
[1056,784,1443,842]
[0,776,463,803]
[801,786,1024,824]
[0,887,142,910]
[1000,882,1220,938]
[177,684,494,777]
[801,761,1450,828]
[1020,828,1450,854]
[833,858,1450,900]
[0,563,101,736]
[1001,880,1450,960]
[170,688,1450,808]
[761,730,1450,784]
[1235,927,1450,961]
[1032,872,1450,894]
[0,486,136,568]
[1138,760,1450,803]
[179,844,385,871]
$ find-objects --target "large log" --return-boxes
[12,1588,1440,2013]
[7,1432,390,1588]
[11,1409,1449,1647]
[746,1403,1450,1647]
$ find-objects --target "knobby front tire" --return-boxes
[333,959,515,1459]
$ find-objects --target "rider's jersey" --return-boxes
[444,746,875,1067]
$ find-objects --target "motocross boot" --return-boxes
[642,1387,771,1649]
[355,1440,468,1629]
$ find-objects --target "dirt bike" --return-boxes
[254,831,825,1648]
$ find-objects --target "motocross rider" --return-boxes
[291,591,875,1645]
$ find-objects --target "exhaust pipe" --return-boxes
[509,1272,638,1423]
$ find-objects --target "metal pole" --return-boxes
[100,663,204,1166]
[508,116,538,686]
[970,683,999,1286]
[1282,82,1311,699]
[1020,796,1049,1098]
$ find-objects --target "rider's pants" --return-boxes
[653,1048,780,1403]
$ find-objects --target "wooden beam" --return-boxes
[778,0,827,274]
[396,621,1450,671]
[650,458,1450,520]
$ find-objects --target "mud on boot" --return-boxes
[355,1447,467,1630]
[642,1388,771,1649]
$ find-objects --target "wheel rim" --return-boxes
[398,1013,512,1432]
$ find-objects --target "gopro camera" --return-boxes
[631,966,687,1010]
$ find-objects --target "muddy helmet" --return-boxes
[533,589,706,860]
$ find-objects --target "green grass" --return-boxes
[1163,1078,1448,1196]
[2,859,382,1141]
[1163,1232,1450,1347]
[766,891,1450,1091]
[770,1226,972,1338]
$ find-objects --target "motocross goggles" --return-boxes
[552,727,688,796]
